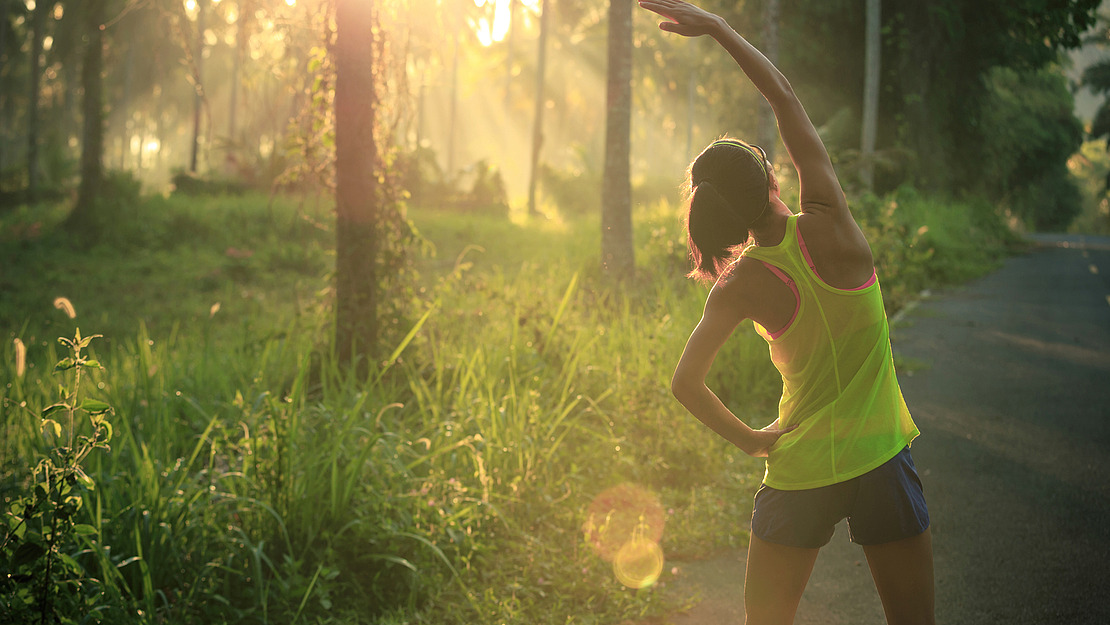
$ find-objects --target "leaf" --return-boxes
[79,359,103,369]
[41,419,62,439]
[74,468,95,490]
[71,524,98,536]
[80,399,112,415]
[99,421,114,443]
[54,357,76,372]
[76,334,102,350]
[42,403,69,419]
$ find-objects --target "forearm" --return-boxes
[672,382,760,454]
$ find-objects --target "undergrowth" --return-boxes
[1,187,1015,624]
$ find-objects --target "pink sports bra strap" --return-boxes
[759,260,800,340]
[796,225,821,278]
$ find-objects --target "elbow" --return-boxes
[670,374,694,405]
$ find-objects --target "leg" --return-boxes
[862,528,935,625]
[744,535,820,625]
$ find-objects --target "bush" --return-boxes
[171,170,248,197]
[855,186,1020,312]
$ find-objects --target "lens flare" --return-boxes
[583,483,666,588]
[614,533,665,589]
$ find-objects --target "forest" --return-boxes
[1,0,1109,623]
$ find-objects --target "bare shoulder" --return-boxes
[712,254,782,313]
[708,257,762,317]
[795,211,875,288]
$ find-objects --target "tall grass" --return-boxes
[2,187,1016,624]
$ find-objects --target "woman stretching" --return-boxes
[639,1,934,623]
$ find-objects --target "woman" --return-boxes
[638,1,935,624]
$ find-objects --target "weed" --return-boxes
[1,327,114,624]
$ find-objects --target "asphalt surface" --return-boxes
[666,234,1110,624]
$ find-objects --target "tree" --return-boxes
[70,0,106,230]
[27,0,50,200]
[601,0,633,277]
[189,0,208,173]
[883,0,1098,190]
[980,66,1083,230]
[0,0,9,177]
[527,0,549,216]
[859,0,879,191]
[334,0,379,365]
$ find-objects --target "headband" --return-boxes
[710,139,769,179]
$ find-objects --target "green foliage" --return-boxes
[170,170,248,197]
[398,147,509,215]
[978,66,1084,231]
[1,328,115,624]
[0,189,1016,624]
[537,144,601,217]
[854,186,1021,311]
[1066,140,1110,235]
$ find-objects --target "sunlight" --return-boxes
[473,0,511,47]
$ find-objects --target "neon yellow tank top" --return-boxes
[742,214,918,490]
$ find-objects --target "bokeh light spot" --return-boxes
[583,483,666,587]
[614,535,664,589]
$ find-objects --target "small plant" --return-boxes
[1,328,114,624]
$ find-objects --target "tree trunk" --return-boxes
[71,0,106,230]
[190,0,207,173]
[120,43,135,170]
[228,0,242,142]
[601,0,634,278]
[28,0,49,201]
[527,0,549,216]
[0,0,7,177]
[504,0,516,103]
[757,0,779,161]
[860,0,880,190]
[446,2,461,176]
[334,0,379,366]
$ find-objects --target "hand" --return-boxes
[638,0,726,38]
[746,420,797,458]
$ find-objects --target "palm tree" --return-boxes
[601,0,634,278]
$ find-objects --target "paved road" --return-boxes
[667,235,1110,624]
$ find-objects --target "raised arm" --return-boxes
[639,0,847,217]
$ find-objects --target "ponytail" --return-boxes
[685,180,749,283]
[681,137,771,284]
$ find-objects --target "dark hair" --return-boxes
[683,138,771,283]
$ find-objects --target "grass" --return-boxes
[0,185,1017,624]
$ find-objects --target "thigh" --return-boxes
[744,534,820,625]
[862,528,935,625]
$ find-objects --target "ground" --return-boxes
[664,234,1110,625]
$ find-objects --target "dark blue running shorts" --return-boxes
[751,446,930,549]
